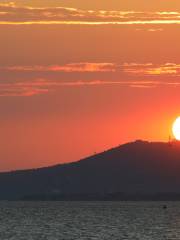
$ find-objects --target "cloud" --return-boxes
[1,4,180,25]
[0,79,158,97]
[0,78,178,97]
[3,62,180,76]
[0,83,49,96]
[123,63,180,76]
[1,62,180,97]
[135,28,163,32]
[0,1,16,7]
[2,63,116,73]
[147,28,163,32]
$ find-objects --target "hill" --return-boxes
[1,140,180,200]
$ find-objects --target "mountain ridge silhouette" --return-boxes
[1,140,180,200]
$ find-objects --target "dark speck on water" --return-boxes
[0,201,179,240]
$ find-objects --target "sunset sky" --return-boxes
[0,0,180,171]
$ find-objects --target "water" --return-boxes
[0,201,180,239]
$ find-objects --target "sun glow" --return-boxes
[172,117,180,141]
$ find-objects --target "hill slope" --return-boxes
[1,140,180,200]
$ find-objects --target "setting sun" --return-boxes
[172,117,180,141]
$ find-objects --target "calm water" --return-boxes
[0,201,180,239]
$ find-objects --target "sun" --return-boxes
[172,117,180,141]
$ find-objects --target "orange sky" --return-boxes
[0,1,180,171]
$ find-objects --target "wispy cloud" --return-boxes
[123,63,180,76]
[1,62,180,97]
[2,63,116,73]
[3,62,180,76]
[135,28,163,32]
[1,3,180,25]
[0,79,157,97]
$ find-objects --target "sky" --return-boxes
[0,0,180,171]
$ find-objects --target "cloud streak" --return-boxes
[3,62,180,76]
[123,63,180,76]
[0,79,159,97]
[1,62,180,97]
[3,63,116,73]
[1,3,180,25]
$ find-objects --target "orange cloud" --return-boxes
[4,62,180,76]
[135,28,163,32]
[0,85,49,97]
[0,78,178,97]
[123,63,180,76]
[0,2,16,7]
[1,4,180,25]
[1,62,180,97]
[3,63,116,73]
[0,79,155,97]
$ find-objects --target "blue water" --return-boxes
[0,201,180,239]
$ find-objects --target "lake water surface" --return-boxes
[0,201,180,239]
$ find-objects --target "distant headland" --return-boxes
[1,140,180,201]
